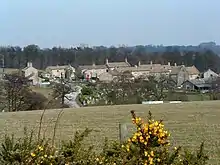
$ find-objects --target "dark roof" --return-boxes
[184,79,212,88]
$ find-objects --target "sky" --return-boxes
[1,0,220,48]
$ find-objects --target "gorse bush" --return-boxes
[0,110,209,164]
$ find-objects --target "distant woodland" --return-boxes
[1,42,220,72]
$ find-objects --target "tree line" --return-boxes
[1,44,220,72]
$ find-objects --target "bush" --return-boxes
[0,110,209,164]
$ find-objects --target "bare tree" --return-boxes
[52,77,73,107]
[3,73,30,111]
[137,75,176,101]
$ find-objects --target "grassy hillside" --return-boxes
[1,101,220,163]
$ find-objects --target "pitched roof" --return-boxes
[78,64,106,70]
[0,68,19,74]
[22,66,38,71]
[114,66,150,72]
[185,79,211,88]
[46,65,73,71]
[114,64,173,74]
[106,62,131,68]
[170,66,182,75]
[186,66,200,75]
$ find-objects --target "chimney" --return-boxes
[125,57,128,63]
[174,63,177,66]
[92,62,95,67]
[106,58,109,64]
[138,61,141,66]
[168,62,170,66]
[150,61,153,65]
[27,62,32,67]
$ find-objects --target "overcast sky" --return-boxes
[1,0,220,48]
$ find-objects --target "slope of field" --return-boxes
[1,101,220,163]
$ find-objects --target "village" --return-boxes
[1,58,219,93]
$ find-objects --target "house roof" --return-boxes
[114,66,150,72]
[184,79,211,88]
[170,65,200,75]
[0,68,19,74]
[149,66,171,73]
[186,66,200,75]
[46,65,73,71]
[113,63,175,74]
[78,64,106,70]
[106,62,131,68]
[170,66,183,75]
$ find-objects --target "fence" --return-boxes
[142,101,182,105]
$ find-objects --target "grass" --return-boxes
[0,101,220,164]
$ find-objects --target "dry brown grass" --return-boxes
[1,101,220,164]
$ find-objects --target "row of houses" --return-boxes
[78,58,220,92]
[0,62,76,85]
[1,58,219,91]
[78,58,201,86]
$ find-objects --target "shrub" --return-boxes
[0,110,209,164]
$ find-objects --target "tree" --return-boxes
[3,73,30,111]
[2,73,47,112]
[52,77,73,107]
[24,91,47,110]
[139,75,176,101]
[99,71,134,105]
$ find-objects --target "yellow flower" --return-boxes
[144,151,148,156]
[150,151,154,157]
[44,154,47,158]
[157,158,161,162]
[38,146,43,151]
[31,152,36,157]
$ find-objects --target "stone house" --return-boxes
[105,58,131,70]
[98,70,119,82]
[45,65,75,79]
[114,61,173,79]
[186,66,200,80]
[202,69,218,80]
[22,62,39,85]
[78,63,107,79]
[114,66,150,79]
[170,65,189,86]
[170,65,200,86]
[182,79,212,91]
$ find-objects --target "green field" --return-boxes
[1,101,220,164]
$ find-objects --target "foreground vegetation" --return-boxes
[0,110,209,164]
[1,101,220,164]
